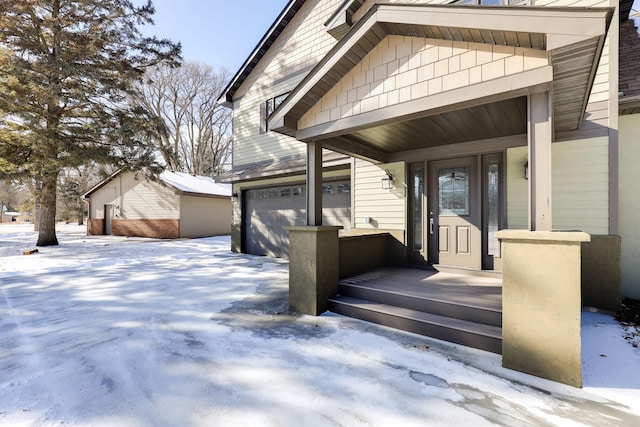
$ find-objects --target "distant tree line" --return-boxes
[0,0,233,245]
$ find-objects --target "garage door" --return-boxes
[245,180,351,257]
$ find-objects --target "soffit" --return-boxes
[269,4,613,161]
[216,151,351,183]
[619,95,640,116]
[337,97,527,154]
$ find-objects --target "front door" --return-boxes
[427,157,481,269]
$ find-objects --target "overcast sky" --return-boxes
[140,0,290,72]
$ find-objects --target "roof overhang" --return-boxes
[217,152,351,184]
[217,0,307,107]
[620,95,640,116]
[82,169,121,199]
[269,4,613,162]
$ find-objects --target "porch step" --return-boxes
[335,281,502,327]
[328,296,502,354]
[328,269,503,354]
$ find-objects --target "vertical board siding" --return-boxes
[353,159,406,230]
[618,114,640,298]
[232,0,343,167]
[506,138,609,234]
[119,173,180,220]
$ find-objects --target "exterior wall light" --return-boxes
[381,169,394,189]
[524,162,529,180]
[231,192,239,202]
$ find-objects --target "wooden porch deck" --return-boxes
[328,267,503,354]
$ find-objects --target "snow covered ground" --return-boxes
[1,223,639,426]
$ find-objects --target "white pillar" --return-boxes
[528,91,553,231]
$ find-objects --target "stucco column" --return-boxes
[306,141,323,226]
[528,91,552,231]
[497,230,590,388]
[287,226,342,315]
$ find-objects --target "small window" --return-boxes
[293,187,304,196]
[260,92,290,134]
[269,189,279,198]
[280,188,291,197]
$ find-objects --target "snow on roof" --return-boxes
[159,171,232,197]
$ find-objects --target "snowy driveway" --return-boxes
[1,224,639,426]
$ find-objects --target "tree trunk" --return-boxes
[36,173,59,246]
[77,215,84,226]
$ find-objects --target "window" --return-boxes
[260,92,290,134]
[322,184,335,194]
[438,167,470,216]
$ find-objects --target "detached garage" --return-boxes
[84,170,232,239]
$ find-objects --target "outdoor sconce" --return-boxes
[524,162,528,180]
[381,169,394,189]
[231,192,239,202]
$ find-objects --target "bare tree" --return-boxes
[138,62,232,176]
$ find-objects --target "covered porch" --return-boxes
[272,4,614,387]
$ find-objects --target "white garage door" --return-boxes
[245,180,351,257]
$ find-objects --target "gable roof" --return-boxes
[83,170,231,199]
[268,4,613,159]
[159,171,231,197]
[218,0,307,106]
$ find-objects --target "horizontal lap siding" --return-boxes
[620,114,640,299]
[232,0,343,167]
[506,146,528,229]
[89,185,118,219]
[506,138,609,234]
[233,76,306,166]
[353,159,406,230]
[119,173,179,220]
[553,138,609,234]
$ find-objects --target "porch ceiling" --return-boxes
[270,4,613,162]
[331,97,527,155]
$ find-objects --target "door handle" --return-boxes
[429,218,434,235]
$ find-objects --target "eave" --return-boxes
[217,0,307,107]
[619,95,640,116]
[269,4,613,162]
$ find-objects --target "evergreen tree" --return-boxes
[0,0,181,245]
